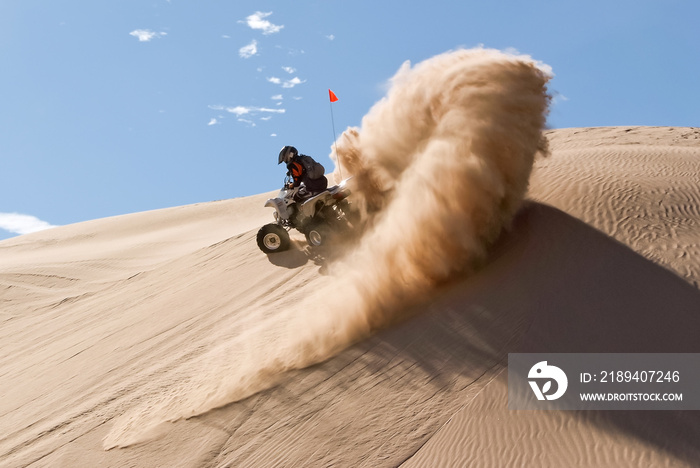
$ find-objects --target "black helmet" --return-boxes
[278,145,298,165]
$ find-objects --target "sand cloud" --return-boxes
[0,213,58,235]
[326,47,551,328]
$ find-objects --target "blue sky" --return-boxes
[1,0,698,239]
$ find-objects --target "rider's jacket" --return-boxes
[287,159,304,187]
[286,155,328,194]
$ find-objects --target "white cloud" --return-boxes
[226,106,253,116]
[271,94,283,101]
[237,118,256,127]
[271,133,277,137]
[326,34,335,41]
[239,39,258,58]
[282,77,305,88]
[242,11,283,35]
[267,76,306,89]
[0,213,58,235]
[236,106,285,115]
[208,105,285,125]
[282,66,296,74]
[129,29,167,42]
[217,105,285,116]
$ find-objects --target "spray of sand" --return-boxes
[103,48,551,449]
[327,47,551,328]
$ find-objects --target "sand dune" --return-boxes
[1,125,698,467]
[1,47,699,466]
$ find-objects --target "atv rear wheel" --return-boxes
[257,223,291,253]
[305,222,331,248]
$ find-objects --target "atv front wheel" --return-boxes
[257,223,291,253]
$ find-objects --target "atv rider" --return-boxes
[278,145,328,200]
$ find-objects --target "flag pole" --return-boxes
[328,89,343,180]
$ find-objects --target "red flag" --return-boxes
[328,89,339,102]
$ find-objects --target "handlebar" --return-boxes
[283,174,306,190]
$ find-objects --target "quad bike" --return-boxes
[256,176,357,254]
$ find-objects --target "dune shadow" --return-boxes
[506,202,700,465]
[368,201,700,465]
